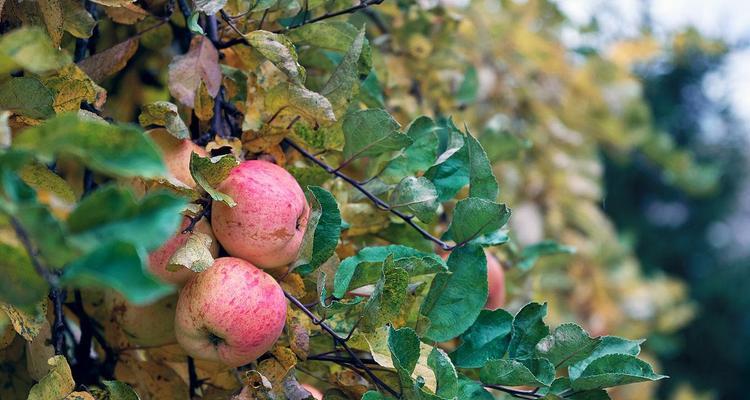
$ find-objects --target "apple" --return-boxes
[211,160,310,269]
[148,216,219,285]
[174,257,287,367]
[301,383,323,400]
[106,292,178,346]
[148,128,207,187]
[439,249,506,310]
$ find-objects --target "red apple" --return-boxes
[301,383,323,400]
[174,257,287,367]
[148,129,207,187]
[211,160,310,269]
[148,216,219,285]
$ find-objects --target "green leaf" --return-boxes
[295,186,341,274]
[187,12,205,35]
[14,203,78,268]
[446,197,510,245]
[420,244,487,342]
[360,71,385,109]
[535,323,601,369]
[139,101,189,139]
[423,120,468,201]
[466,132,499,200]
[568,336,644,380]
[67,186,185,252]
[361,255,409,332]
[480,358,555,387]
[570,354,667,391]
[0,77,55,119]
[518,240,576,271]
[265,81,336,124]
[388,326,421,380]
[189,153,239,207]
[361,391,387,400]
[333,245,446,298]
[342,109,411,164]
[246,30,306,85]
[382,116,440,182]
[287,21,372,76]
[61,241,174,305]
[451,308,513,368]
[456,65,478,105]
[0,243,48,311]
[428,347,459,398]
[457,375,494,400]
[389,176,439,224]
[0,27,71,75]
[18,162,76,204]
[508,302,550,359]
[539,378,611,400]
[101,380,140,400]
[13,113,166,178]
[27,356,74,400]
[62,0,96,39]
[321,27,367,117]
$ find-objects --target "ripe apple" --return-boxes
[439,249,506,310]
[301,383,323,400]
[148,128,207,187]
[106,292,178,346]
[211,160,310,269]
[174,257,287,367]
[148,216,219,285]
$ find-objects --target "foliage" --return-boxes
[0,0,675,399]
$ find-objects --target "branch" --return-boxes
[484,384,544,400]
[283,138,455,251]
[216,0,386,49]
[188,356,200,398]
[284,291,400,397]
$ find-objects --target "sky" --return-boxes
[556,0,750,124]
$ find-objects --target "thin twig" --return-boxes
[484,384,544,399]
[188,356,200,398]
[283,138,454,250]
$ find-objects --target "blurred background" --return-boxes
[382,0,749,398]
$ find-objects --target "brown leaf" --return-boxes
[77,38,139,83]
[102,3,148,25]
[38,0,64,47]
[194,80,215,121]
[168,36,221,108]
[286,308,310,360]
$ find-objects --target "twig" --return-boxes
[285,291,399,397]
[183,200,212,233]
[188,356,200,398]
[216,0,386,49]
[484,384,544,399]
[50,288,66,355]
[283,138,455,251]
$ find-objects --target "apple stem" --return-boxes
[284,290,400,397]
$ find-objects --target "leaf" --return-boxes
[194,0,227,14]
[423,121,468,201]
[0,302,47,341]
[508,302,550,359]
[167,36,221,108]
[139,101,189,139]
[360,255,409,332]
[187,12,204,35]
[568,336,644,380]
[77,38,139,83]
[387,326,421,378]
[62,0,96,39]
[294,186,341,274]
[0,77,55,119]
[0,27,71,75]
[37,0,65,47]
[446,197,510,245]
[27,356,75,400]
[456,375,494,400]
[518,240,576,271]
[42,64,105,113]
[342,109,411,164]
[67,186,185,252]
[265,82,336,125]
[13,113,166,178]
[539,378,611,400]
[428,347,459,398]
[465,132,499,201]
[193,80,214,121]
[61,240,174,305]
[333,245,446,298]
[101,380,140,400]
[456,65,478,105]
[480,358,555,387]
[189,152,239,207]
[569,354,667,391]
[389,176,439,224]
[246,30,306,85]
[321,27,367,117]
[535,323,601,369]
[13,203,78,268]
[19,161,77,204]
[451,308,513,368]
[287,21,372,76]
[382,116,440,181]
[419,244,487,342]
[166,231,215,273]
[0,243,48,310]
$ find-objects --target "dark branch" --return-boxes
[283,138,455,251]
[188,356,200,398]
[484,384,544,399]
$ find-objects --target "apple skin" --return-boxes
[211,160,310,269]
[148,129,207,187]
[174,257,287,367]
[301,383,323,400]
[148,216,219,285]
[484,251,506,310]
[106,292,178,346]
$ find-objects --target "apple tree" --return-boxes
[0,0,670,399]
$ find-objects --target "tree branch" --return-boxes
[284,291,400,397]
[484,384,544,399]
[283,138,455,251]
[216,0,386,49]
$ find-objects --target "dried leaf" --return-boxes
[168,36,221,108]
[166,231,215,273]
[0,302,47,341]
[27,355,75,400]
[194,80,215,121]
[78,38,139,83]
